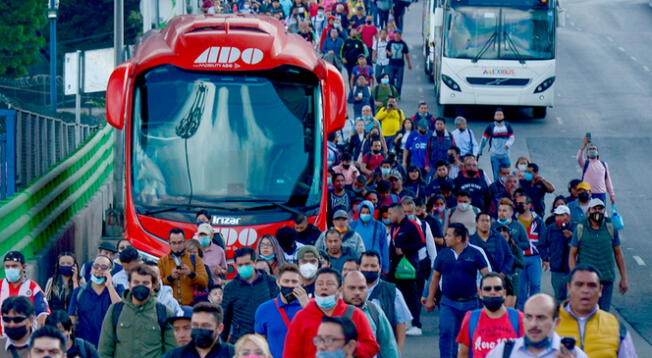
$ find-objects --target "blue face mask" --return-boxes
[327,177,333,186]
[90,275,106,285]
[198,235,211,247]
[381,78,389,85]
[259,253,276,261]
[407,215,416,220]
[381,168,391,176]
[382,218,391,225]
[238,265,254,279]
[316,350,346,358]
[497,218,510,225]
[523,172,534,181]
[5,268,21,283]
[360,213,372,222]
[524,335,552,350]
[315,294,338,309]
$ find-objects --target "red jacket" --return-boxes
[282,298,380,358]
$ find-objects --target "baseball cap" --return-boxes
[98,241,117,253]
[576,182,591,191]
[588,198,605,209]
[553,205,571,216]
[417,119,429,129]
[389,170,402,180]
[167,306,193,324]
[333,210,349,220]
[197,223,214,236]
[4,251,25,264]
[297,245,320,261]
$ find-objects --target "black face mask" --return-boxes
[578,192,591,203]
[448,155,456,164]
[4,325,28,341]
[515,204,527,214]
[342,164,351,169]
[361,270,379,284]
[466,170,477,177]
[372,149,381,154]
[482,296,505,312]
[591,212,604,224]
[366,20,372,24]
[132,285,151,301]
[191,328,216,348]
[172,249,185,257]
[280,286,297,303]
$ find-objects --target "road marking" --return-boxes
[618,47,626,52]
[606,36,614,42]
[630,56,638,62]
[644,66,650,72]
[633,256,646,266]
[556,117,563,125]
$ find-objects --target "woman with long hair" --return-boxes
[45,252,79,312]
[255,234,287,276]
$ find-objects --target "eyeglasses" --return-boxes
[92,264,110,270]
[2,315,28,324]
[259,242,273,248]
[482,285,504,292]
[313,336,345,346]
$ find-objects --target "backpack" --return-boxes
[111,301,169,343]
[468,308,520,358]
[581,160,608,181]
[354,65,372,82]
[575,220,615,242]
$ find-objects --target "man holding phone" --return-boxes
[487,293,588,357]
[577,133,616,204]
[375,96,405,147]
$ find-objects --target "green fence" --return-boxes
[0,125,114,262]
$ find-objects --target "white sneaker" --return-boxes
[406,326,422,336]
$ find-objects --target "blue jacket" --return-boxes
[426,130,455,168]
[538,222,573,273]
[469,232,514,274]
[567,199,588,227]
[322,36,344,56]
[351,201,390,273]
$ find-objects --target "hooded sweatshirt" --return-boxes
[350,201,390,273]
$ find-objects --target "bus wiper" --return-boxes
[142,203,239,215]
[503,32,526,64]
[472,31,498,63]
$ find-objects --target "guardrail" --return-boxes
[0,125,114,262]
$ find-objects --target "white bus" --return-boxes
[423,0,559,118]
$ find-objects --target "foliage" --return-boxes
[0,0,47,77]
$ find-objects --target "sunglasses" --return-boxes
[92,264,111,270]
[2,316,28,324]
[482,285,504,292]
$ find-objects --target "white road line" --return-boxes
[644,66,650,72]
[630,56,638,62]
[556,117,563,125]
[633,256,646,266]
[618,47,626,52]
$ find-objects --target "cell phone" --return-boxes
[561,222,568,230]
[561,337,576,351]
[585,132,592,142]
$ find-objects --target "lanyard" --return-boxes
[274,298,292,328]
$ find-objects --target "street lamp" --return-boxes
[48,0,59,112]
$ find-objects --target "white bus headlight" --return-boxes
[534,77,555,93]
[442,74,462,92]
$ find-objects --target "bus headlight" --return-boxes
[442,74,461,92]
[533,77,555,93]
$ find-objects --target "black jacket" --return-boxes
[162,341,234,358]
[389,216,425,271]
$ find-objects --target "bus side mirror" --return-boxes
[106,63,134,130]
[323,62,346,133]
[434,7,444,27]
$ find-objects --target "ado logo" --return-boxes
[194,46,264,65]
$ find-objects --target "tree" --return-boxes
[0,0,47,77]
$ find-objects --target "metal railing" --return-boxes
[0,125,113,262]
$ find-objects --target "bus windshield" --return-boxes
[445,6,554,60]
[131,65,323,214]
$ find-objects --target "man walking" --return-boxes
[0,296,36,358]
[350,201,390,274]
[478,109,515,181]
[385,31,412,96]
[538,205,574,302]
[577,135,616,204]
[451,116,479,157]
[515,194,546,308]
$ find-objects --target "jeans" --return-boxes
[388,64,405,96]
[395,276,421,329]
[592,192,607,203]
[599,281,614,311]
[413,257,431,328]
[439,296,480,358]
[375,64,390,79]
[518,255,542,310]
[490,155,511,182]
[551,271,568,302]
[377,9,389,29]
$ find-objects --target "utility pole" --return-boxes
[48,0,58,112]
[113,0,125,214]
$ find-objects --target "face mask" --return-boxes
[381,78,389,85]
[318,12,324,17]
[5,267,21,283]
[334,24,341,28]
[515,204,527,214]
[448,155,456,164]
[198,235,211,247]
[4,325,28,341]
[259,253,276,261]
[372,149,381,154]
[482,296,504,312]
[578,192,590,203]
[458,202,470,212]
[342,164,351,169]
[90,275,106,285]
[366,20,372,24]
[352,186,362,193]
[360,213,372,222]
[587,149,598,159]
[381,168,390,176]
[517,164,527,171]
[523,172,534,181]
[315,294,338,309]
[382,218,391,225]
[499,176,508,184]
[466,169,477,176]
[131,285,151,301]
[495,119,504,125]
[238,265,254,279]
[327,177,332,186]
[407,214,416,220]
[435,206,445,213]
[59,265,73,277]
[191,328,216,349]
[173,249,185,257]
[497,218,510,225]
[556,219,569,228]
[299,263,318,279]
[591,212,604,224]
[524,335,552,350]
[242,355,266,358]
[361,270,379,284]
[280,286,297,303]
[316,350,346,358]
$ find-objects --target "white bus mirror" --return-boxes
[434,7,444,27]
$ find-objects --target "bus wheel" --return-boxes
[443,105,456,117]
[532,106,547,118]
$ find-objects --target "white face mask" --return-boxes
[299,263,318,279]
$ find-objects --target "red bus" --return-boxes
[105,14,346,271]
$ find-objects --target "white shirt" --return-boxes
[373,38,389,66]
[452,128,479,156]
[486,333,589,358]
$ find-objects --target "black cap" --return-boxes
[167,306,193,324]
[4,251,25,264]
[98,241,117,253]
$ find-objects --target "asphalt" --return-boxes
[348,0,652,355]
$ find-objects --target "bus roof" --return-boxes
[129,14,323,74]
[450,0,552,9]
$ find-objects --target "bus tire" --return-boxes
[532,106,547,118]
[443,105,456,117]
